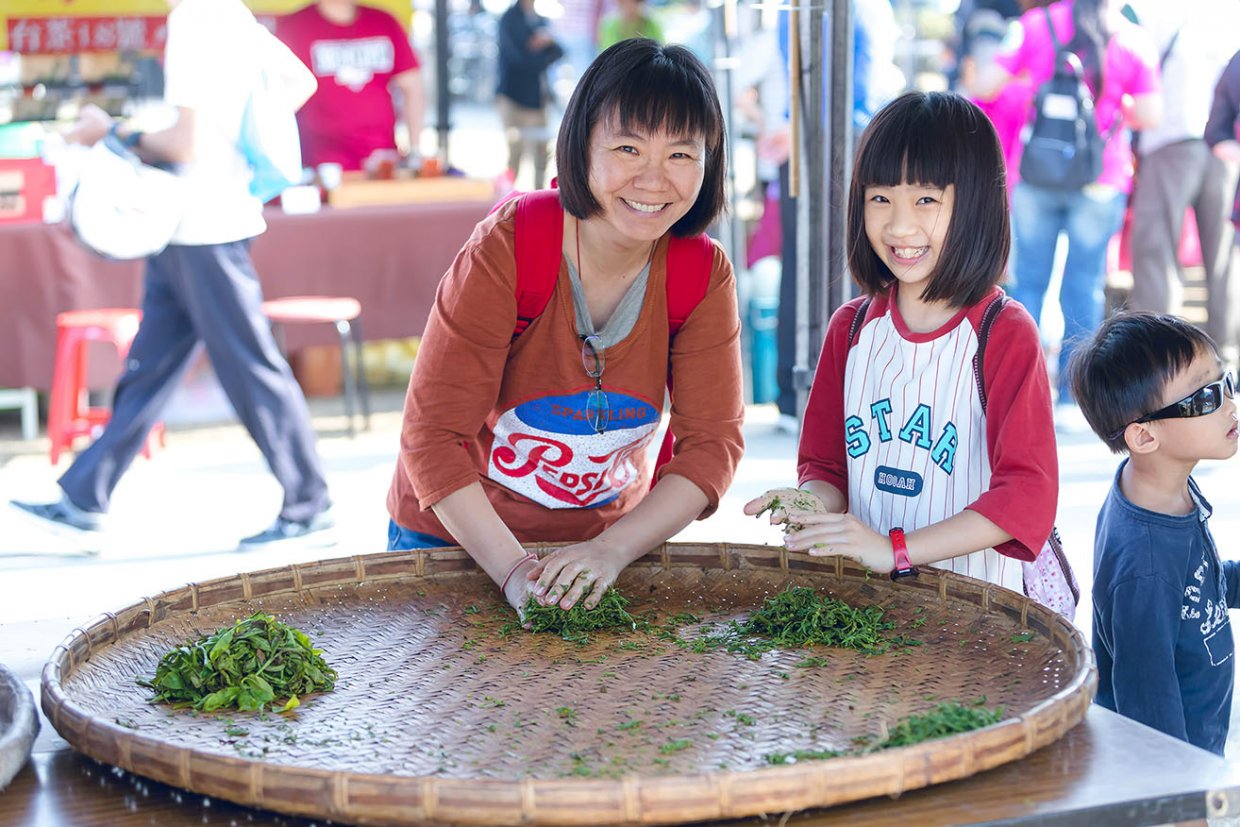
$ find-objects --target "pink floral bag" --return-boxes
[1022,528,1079,621]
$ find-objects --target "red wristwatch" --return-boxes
[889,528,918,580]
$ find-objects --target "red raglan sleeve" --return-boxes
[396,212,519,510]
[797,298,869,500]
[657,242,745,517]
[965,301,1057,561]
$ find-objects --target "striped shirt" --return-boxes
[798,286,1057,591]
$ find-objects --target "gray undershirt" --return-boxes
[565,256,651,348]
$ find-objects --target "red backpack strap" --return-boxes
[653,233,715,483]
[665,233,714,336]
[511,189,565,339]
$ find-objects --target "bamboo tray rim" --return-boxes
[0,662,39,789]
[42,542,1098,826]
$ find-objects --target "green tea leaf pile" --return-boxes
[138,611,337,713]
[520,588,637,644]
[692,586,902,658]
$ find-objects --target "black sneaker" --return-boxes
[11,496,105,533]
[237,510,338,552]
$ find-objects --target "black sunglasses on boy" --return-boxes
[1108,371,1236,442]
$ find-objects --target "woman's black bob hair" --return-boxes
[847,91,1011,307]
[555,38,727,238]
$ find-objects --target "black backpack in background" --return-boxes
[1018,7,1107,191]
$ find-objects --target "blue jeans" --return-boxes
[386,520,452,551]
[1010,182,1127,400]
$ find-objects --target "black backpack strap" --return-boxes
[846,297,873,349]
[973,292,1009,413]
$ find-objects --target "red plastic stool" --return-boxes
[261,296,370,437]
[46,308,166,465]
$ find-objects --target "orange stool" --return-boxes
[261,296,370,437]
[47,309,165,465]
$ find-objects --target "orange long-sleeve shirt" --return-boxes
[386,201,745,544]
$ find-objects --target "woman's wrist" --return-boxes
[500,552,538,594]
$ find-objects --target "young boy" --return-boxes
[1071,312,1239,756]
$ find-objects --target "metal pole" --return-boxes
[713,0,740,264]
[823,0,852,335]
[795,0,853,406]
[434,0,452,163]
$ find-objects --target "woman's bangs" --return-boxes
[606,65,719,149]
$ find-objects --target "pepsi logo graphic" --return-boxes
[490,391,659,508]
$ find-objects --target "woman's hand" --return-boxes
[782,511,896,573]
[527,538,626,611]
[743,487,827,529]
[502,556,540,622]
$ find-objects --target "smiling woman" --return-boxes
[385,39,744,620]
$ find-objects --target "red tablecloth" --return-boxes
[0,199,492,391]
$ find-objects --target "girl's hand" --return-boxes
[743,487,827,528]
[783,511,896,573]
[527,539,625,611]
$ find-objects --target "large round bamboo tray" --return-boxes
[0,662,39,789]
[43,543,1095,826]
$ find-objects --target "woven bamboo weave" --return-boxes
[43,543,1096,826]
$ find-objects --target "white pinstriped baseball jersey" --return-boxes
[798,286,1058,592]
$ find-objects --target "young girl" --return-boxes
[746,91,1058,596]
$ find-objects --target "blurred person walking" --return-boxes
[12,0,337,551]
[1125,2,1240,360]
[1206,51,1240,261]
[497,0,564,189]
[972,0,1161,426]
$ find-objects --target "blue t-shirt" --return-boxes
[1093,461,1239,755]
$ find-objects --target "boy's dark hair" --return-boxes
[847,91,1010,308]
[555,38,726,237]
[1069,312,1218,454]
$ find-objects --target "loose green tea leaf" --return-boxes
[138,611,337,713]
[521,588,637,644]
[764,698,1004,764]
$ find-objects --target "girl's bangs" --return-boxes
[857,112,957,190]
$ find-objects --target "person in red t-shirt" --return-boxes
[276,0,425,171]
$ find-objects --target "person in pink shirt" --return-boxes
[971,0,1161,424]
[276,0,426,171]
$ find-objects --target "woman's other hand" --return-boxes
[527,538,626,611]
[502,555,540,623]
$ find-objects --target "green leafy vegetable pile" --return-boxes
[691,586,908,658]
[138,611,337,713]
[520,588,637,644]
[766,699,1004,764]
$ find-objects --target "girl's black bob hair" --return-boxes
[555,38,726,237]
[847,91,1010,307]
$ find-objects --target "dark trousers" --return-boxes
[59,241,330,523]
[1129,139,1239,349]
